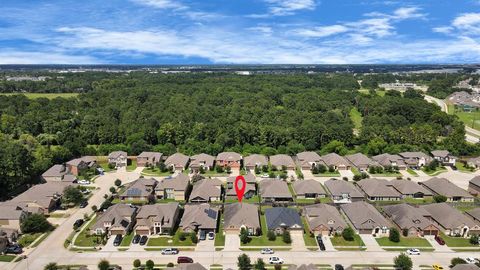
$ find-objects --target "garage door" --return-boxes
[136,229,150,236]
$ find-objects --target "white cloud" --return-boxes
[0,50,100,64]
[434,12,480,36]
[247,26,274,35]
[130,0,186,9]
[249,0,316,17]
[294,25,348,38]
[433,26,453,34]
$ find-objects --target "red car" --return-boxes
[177,257,194,264]
[435,235,445,245]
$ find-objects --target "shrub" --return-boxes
[328,165,335,173]
[179,232,187,241]
[133,259,141,268]
[282,230,291,244]
[470,234,479,245]
[21,213,53,234]
[353,174,362,181]
[342,227,354,241]
[114,179,122,187]
[274,265,282,270]
[254,258,266,270]
[91,205,98,212]
[267,230,276,241]
[44,263,59,270]
[389,228,400,242]
[238,253,251,270]
[190,232,198,244]
[146,259,154,270]
[109,187,116,194]
[98,259,110,270]
[167,263,174,267]
[394,253,412,270]
[451,258,467,267]
[240,228,250,244]
[433,195,448,203]
[108,163,115,169]
[402,228,409,237]
[318,164,327,173]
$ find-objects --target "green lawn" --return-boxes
[215,214,225,247]
[350,107,363,132]
[98,161,115,172]
[456,162,475,173]
[406,168,419,176]
[403,197,433,204]
[376,237,432,247]
[421,167,447,176]
[202,171,230,177]
[295,197,332,204]
[242,215,290,246]
[74,216,100,247]
[126,159,137,172]
[31,230,54,248]
[450,106,480,131]
[351,167,361,176]
[301,217,317,247]
[312,172,341,177]
[18,233,43,247]
[225,195,260,203]
[141,167,172,176]
[0,255,17,262]
[147,230,196,246]
[330,233,364,247]
[440,232,476,247]
[0,93,79,99]
[369,172,402,177]
[120,232,134,246]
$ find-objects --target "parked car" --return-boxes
[199,230,206,241]
[161,248,179,255]
[432,264,444,270]
[5,245,23,254]
[79,201,88,208]
[177,256,194,264]
[316,235,326,251]
[113,234,122,246]
[132,235,141,244]
[78,180,90,185]
[81,189,91,195]
[269,257,284,265]
[139,235,148,246]
[406,248,420,255]
[73,219,84,229]
[465,258,478,264]
[207,232,215,240]
[334,264,344,270]
[261,173,270,178]
[261,248,274,254]
[435,235,445,245]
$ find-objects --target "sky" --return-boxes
[0,0,479,64]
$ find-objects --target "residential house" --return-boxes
[92,204,137,236]
[244,154,268,170]
[382,204,439,237]
[166,263,207,270]
[288,265,319,270]
[223,203,260,235]
[356,179,401,201]
[165,153,190,171]
[0,235,6,254]
[108,151,128,168]
[225,173,256,200]
[292,180,327,199]
[0,228,19,243]
[134,202,180,235]
[119,178,157,201]
[0,204,28,231]
[324,179,364,204]
[265,207,303,234]
[155,173,190,201]
[466,208,480,223]
[41,164,77,182]
[270,154,296,170]
[189,153,215,172]
[345,153,378,171]
[387,179,432,199]
[137,152,163,167]
[450,265,480,270]
[431,150,457,166]
[296,152,322,170]
[216,152,242,169]
[399,152,432,168]
[258,179,293,202]
[421,203,480,237]
[189,178,223,203]
[66,156,97,175]
[340,201,390,236]
[304,204,347,236]
[420,177,474,202]
[468,176,480,195]
[320,153,351,170]
[8,182,74,214]
[179,204,219,233]
[467,156,480,169]
[372,154,407,170]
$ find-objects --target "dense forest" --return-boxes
[0,72,478,198]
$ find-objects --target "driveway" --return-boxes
[302,169,315,179]
[101,236,118,252]
[287,170,297,181]
[290,231,307,251]
[425,236,452,252]
[359,235,383,252]
[224,233,240,251]
[196,238,215,252]
[321,235,335,251]
[339,170,354,180]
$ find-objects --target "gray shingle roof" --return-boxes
[304,204,347,230]
[244,154,268,167]
[341,201,390,230]
[223,203,260,230]
[108,151,127,159]
[466,208,480,221]
[92,204,136,231]
[10,182,74,210]
[121,178,157,198]
[292,180,326,196]
[270,154,296,168]
[137,152,162,162]
[470,176,480,187]
[166,263,207,270]
[42,164,68,178]
[388,179,432,196]
[372,153,406,167]
[421,203,476,229]
[383,203,436,230]
[216,152,242,162]
[189,178,222,201]
[156,173,190,191]
[345,153,377,168]
[135,202,179,229]
[180,204,218,231]
[165,153,190,168]
[265,207,302,230]
[357,178,400,198]
[321,153,350,167]
[296,152,321,163]
[288,264,319,270]
[324,179,364,198]
[259,179,292,199]
[189,153,215,168]
[430,150,450,158]
[420,177,473,198]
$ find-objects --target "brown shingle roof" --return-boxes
[383,203,436,230]
[304,204,347,231]
[324,179,364,198]
[420,203,476,229]
[321,153,350,167]
[341,201,390,230]
[156,173,189,191]
[223,203,260,230]
[292,180,326,196]
[270,154,296,168]
[189,153,215,168]
[216,152,242,162]
[420,177,473,198]
[189,178,222,201]
[244,154,268,167]
[357,178,400,198]
[165,153,190,168]
[180,204,218,231]
[259,179,292,199]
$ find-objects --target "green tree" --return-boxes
[133,259,141,268]
[114,179,122,187]
[62,186,84,205]
[433,195,448,203]
[254,258,266,270]
[44,263,59,270]
[240,227,250,244]
[342,227,354,241]
[470,234,479,245]
[146,260,154,270]
[394,253,412,270]
[389,228,400,243]
[282,230,291,244]
[267,230,276,241]
[451,258,467,267]
[98,259,110,270]
[190,232,198,244]
[21,213,52,233]
[237,253,252,270]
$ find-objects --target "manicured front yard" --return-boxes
[18,233,43,247]
[141,167,172,176]
[74,215,100,247]
[202,170,230,177]
[440,232,476,247]
[406,168,418,176]
[126,159,137,171]
[421,167,447,176]
[147,230,196,246]
[120,232,134,246]
[375,237,432,247]
[369,172,402,177]
[215,214,225,247]
[330,233,364,247]
[456,162,475,173]
[0,255,17,262]
[313,172,341,177]
[241,215,290,246]
[301,217,317,247]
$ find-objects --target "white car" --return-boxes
[207,232,215,240]
[261,248,274,254]
[261,173,270,178]
[269,257,284,265]
[77,180,90,185]
[465,258,478,264]
[406,248,420,255]
[161,248,179,255]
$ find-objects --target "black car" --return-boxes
[132,234,141,244]
[199,230,206,241]
[335,264,344,270]
[316,236,326,251]
[139,235,148,246]
[113,234,123,246]
[73,219,84,229]
[5,245,23,254]
[79,201,88,208]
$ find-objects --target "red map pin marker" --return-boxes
[235,175,246,203]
